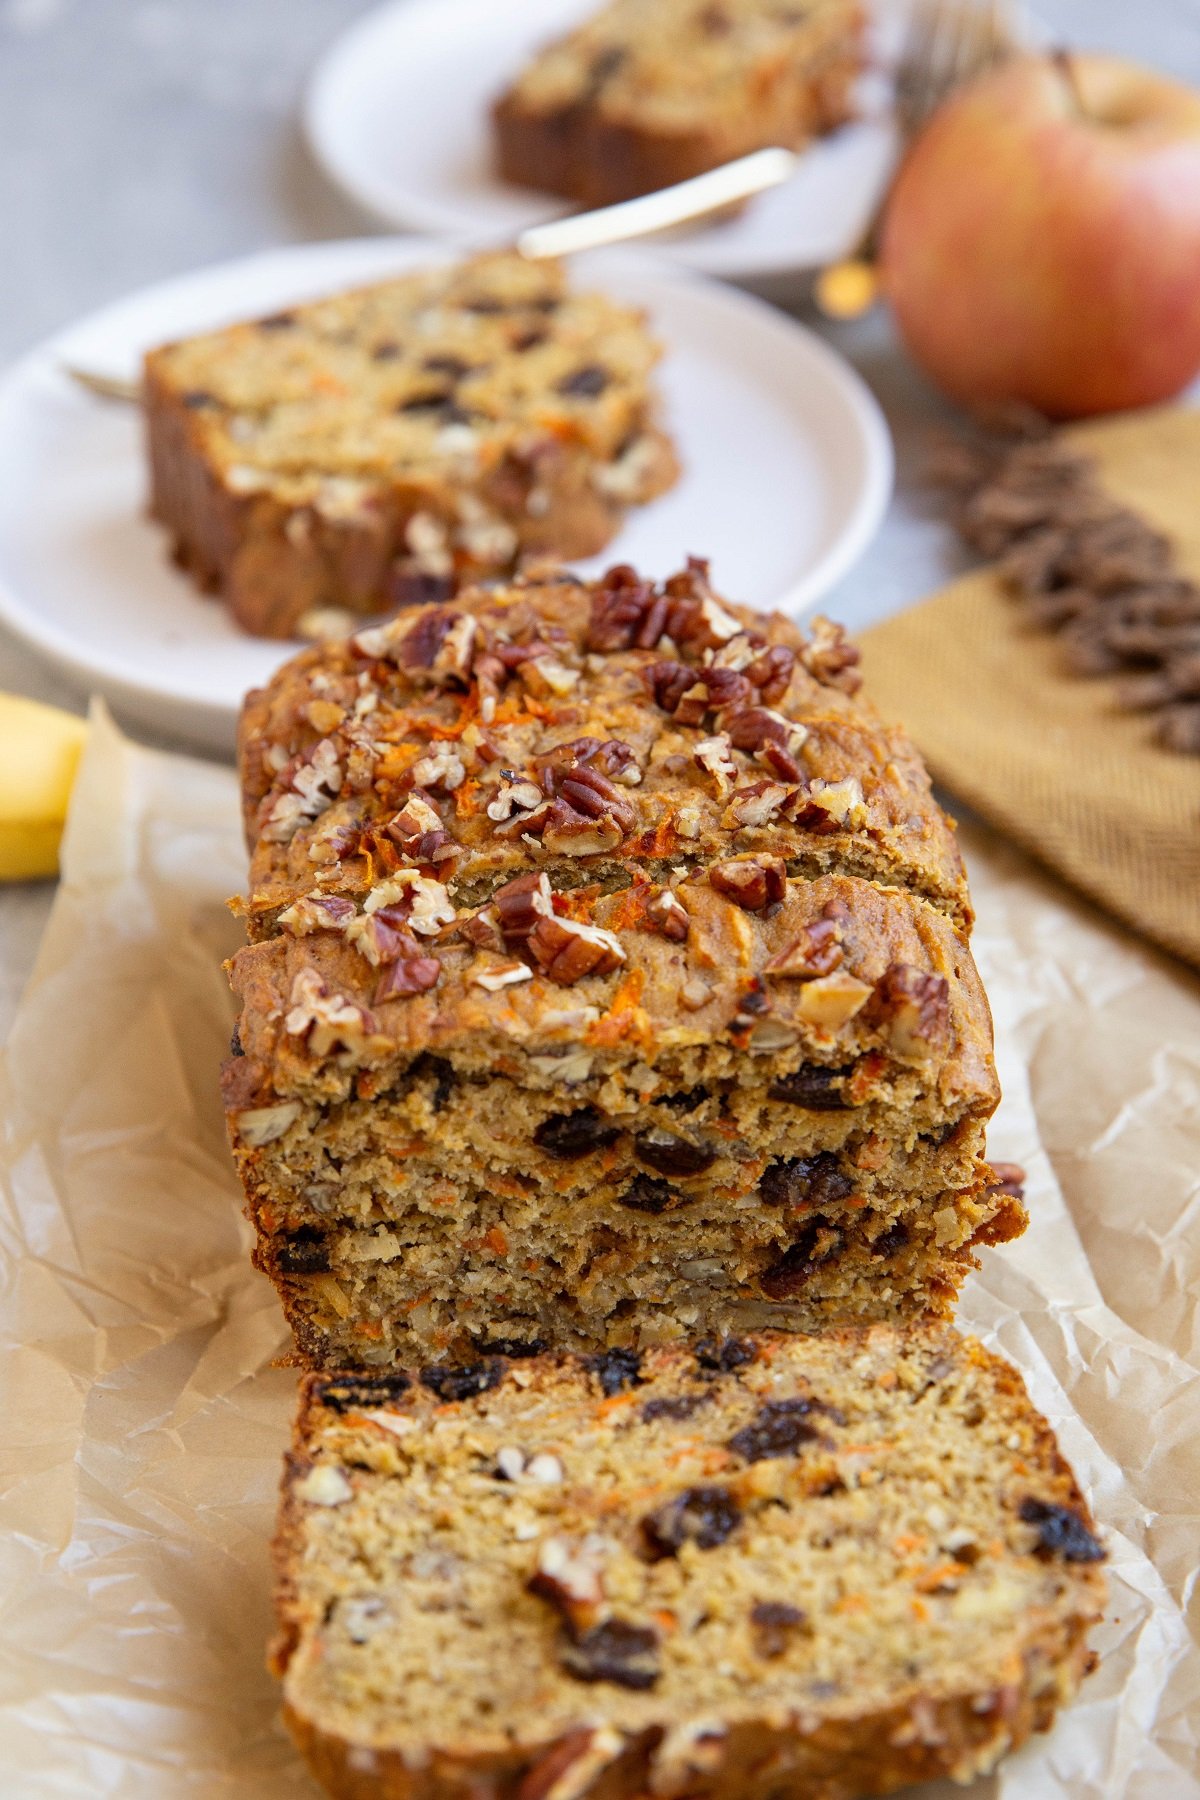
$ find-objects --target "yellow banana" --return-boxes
[0,694,87,880]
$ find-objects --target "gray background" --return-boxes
[1,0,1198,1029]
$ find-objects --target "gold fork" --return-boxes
[814,0,1020,320]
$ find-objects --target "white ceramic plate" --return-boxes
[304,0,898,282]
[0,238,892,753]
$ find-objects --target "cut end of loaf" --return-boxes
[272,1323,1105,1800]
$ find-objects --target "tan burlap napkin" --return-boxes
[860,406,1200,971]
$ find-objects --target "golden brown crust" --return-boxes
[493,0,865,207]
[271,1326,1105,1799]
[144,254,678,638]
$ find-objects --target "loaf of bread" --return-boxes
[494,0,865,207]
[224,563,1020,1368]
[144,254,677,638]
[272,1323,1105,1800]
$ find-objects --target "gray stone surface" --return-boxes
[0,0,1197,1034]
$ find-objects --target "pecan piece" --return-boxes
[528,914,625,984]
[865,963,951,1058]
[556,763,636,832]
[645,888,689,942]
[643,1485,741,1558]
[744,643,797,705]
[764,916,844,979]
[799,617,862,693]
[586,565,668,652]
[529,1535,607,1636]
[709,855,786,911]
[373,954,440,1002]
[494,872,554,944]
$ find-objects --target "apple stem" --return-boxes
[1052,47,1088,118]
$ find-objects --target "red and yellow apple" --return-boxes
[881,53,1200,418]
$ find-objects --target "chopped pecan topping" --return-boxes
[276,893,356,935]
[528,914,625,985]
[764,914,844,979]
[635,1129,716,1178]
[643,1485,741,1558]
[586,564,668,652]
[693,733,737,796]
[725,780,794,828]
[559,1619,660,1691]
[346,905,425,968]
[709,855,786,911]
[486,773,545,823]
[794,971,874,1028]
[645,888,689,942]
[790,775,867,833]
[373,952,440,1002]
[469,956,532,992]
[283,968,379,1060]
[555,763,636,832]
[864,963,950,1058]
[494,872,554,943]
[725,704,808,779]
[1018,1497,1104,1562]
[363,870,455,938]
[799,617,862,693]
[260,738,343,844]
[410,748,466,792]
[744,643,798,705]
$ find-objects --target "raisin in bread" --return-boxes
[272,1324,1105,1799]
[224,564,1019,1367]
[494,0,865,207]
[144,253,677,639]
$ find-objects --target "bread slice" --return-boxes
[144,254,677,638]
[272,1324,1105,1799]
[494,0,865,207]
[224,565,1016,1368]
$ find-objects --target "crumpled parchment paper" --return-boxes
[1,705,1197,1798]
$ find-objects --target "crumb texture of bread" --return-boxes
[494,0,866,206]
[271,1325,1105,1800]
[144,254,677,638]
[224,563,1019,1367]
